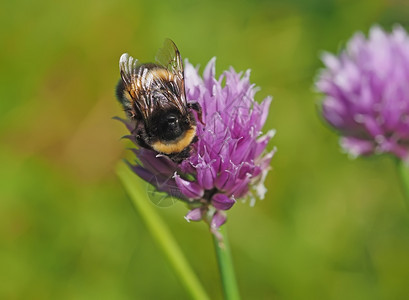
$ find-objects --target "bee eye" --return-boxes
[167,114,178,125]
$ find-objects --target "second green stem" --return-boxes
[213,225,240,300]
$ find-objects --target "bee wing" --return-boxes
[155,39,188,115]
[155,39,184,81]
[119,53,151,120]
[155,39,183,73]
[119,53,139,86]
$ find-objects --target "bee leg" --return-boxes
[192,135,198,143]
[188,102,205,125]
[133,126,152,150]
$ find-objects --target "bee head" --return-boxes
[150,109,190,142]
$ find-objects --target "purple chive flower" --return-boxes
[316,25,409,159]
[122,58,275,232]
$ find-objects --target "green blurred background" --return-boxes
[2,0,409,299]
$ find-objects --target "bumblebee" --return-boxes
[116,39,202,163]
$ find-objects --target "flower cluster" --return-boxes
[316,25,409,160]
[124,58,275,233]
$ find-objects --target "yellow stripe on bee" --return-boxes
[126,69,175,96]
[152,126,196,154]
[150,69,175,81]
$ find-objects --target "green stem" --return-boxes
[213,225,240,300]
[116,163,209,300]
[396,158,409,210]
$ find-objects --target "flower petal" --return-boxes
[211,211,227,229]
[173,172,204,199]
[203,57,216,91]
[340,137,374,158]
[212,193,236,210]
[184,208,205,222]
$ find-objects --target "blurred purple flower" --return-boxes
[316,25,409,159]
[122,58,275,233]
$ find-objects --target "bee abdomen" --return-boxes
[151,126,196,155]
